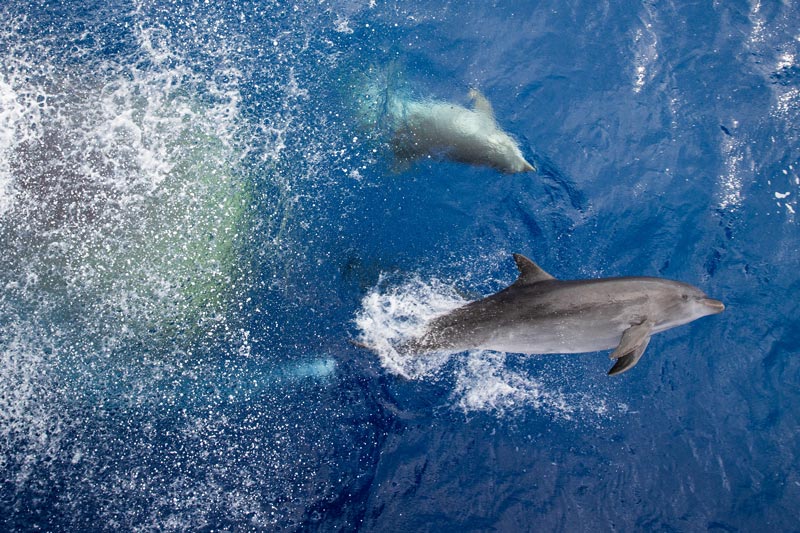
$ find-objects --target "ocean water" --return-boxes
[0,0,798,531]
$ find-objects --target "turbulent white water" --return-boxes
[0,17,253,336]
[0,1,372,525]
[0,2,264,500]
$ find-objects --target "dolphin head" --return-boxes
[484,129,535,174]
[651,281,725,331]
[681,284,725,318]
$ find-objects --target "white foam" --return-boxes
[777,52,795,70]
[631,17,659,94]
[453,351,573,417]
[774,87,800,119]
[0,322,64,484]
[0,77,19,217]
[748,0,766,45]
[0,3,366,528]
[354,275,466,378]
[717,123,749,210]
[334,16,355,34]
[0,7,266,484]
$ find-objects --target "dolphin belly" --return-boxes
[475,315,626,355]
[389,95,534,173]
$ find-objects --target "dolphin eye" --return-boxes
[681,294,689,301]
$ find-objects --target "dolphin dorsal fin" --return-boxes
[468,88,495,119]
[512,254,556,285]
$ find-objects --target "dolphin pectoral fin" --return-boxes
[607,321,654,375]
[607,336,650,376]
[609,321,654,360]
[468,88,495,118]
[512,254,556,285]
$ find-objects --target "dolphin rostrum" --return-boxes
[401,254,725,375]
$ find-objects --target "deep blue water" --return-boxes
[1,0,798,531]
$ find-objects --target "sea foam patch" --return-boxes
[0,4,259,507]
[354,275,466,379]
[0,2,376,530]
[0,78,22,217]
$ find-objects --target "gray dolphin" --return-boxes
[402,254,725,375]
[390,89,535,174]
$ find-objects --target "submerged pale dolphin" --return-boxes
[401,254,725,375]
[388,89,535,174]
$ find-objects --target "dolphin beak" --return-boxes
[522,160,536,172]
[701,298,725,314]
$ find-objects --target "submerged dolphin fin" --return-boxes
[608,321,653,376]
[512,254,556,285]
[468,88,495,119]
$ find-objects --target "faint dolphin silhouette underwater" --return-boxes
[354,72,534,174]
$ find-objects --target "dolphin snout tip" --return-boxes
[701,298,725,313]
